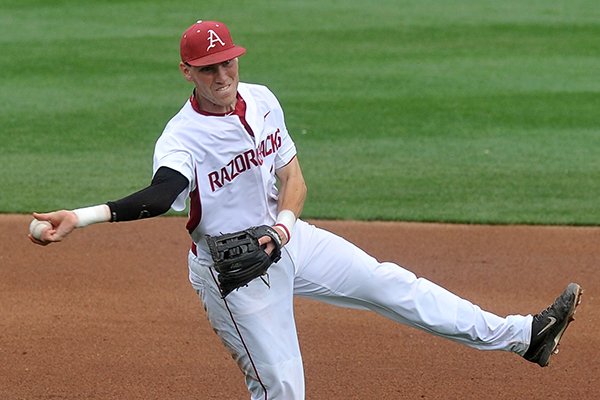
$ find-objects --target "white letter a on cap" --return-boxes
[206,29,226,51]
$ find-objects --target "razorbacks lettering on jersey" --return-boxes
[153,82,297,253]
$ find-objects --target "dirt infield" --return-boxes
[2,215,598,399]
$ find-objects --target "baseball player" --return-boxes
[30,20,582,400]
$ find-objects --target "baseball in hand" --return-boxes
[29,219,52,240]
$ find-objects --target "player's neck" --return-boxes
[191,90,242,117]
[201,100,236,114]
[195,93,236,115]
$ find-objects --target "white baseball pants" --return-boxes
[189,220,532,400]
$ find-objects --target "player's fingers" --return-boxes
[32,212,62,232]
[258,235,276,255]
[46,228,66,242]
[34,225,64,243]
[28,233,51,246]
[32,212,53,222]
[49,223,77,243]
[264,241,276,255]
[34,210,78,234]
[258,235,271,246]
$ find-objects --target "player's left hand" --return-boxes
[259,226,288,255]
[206,225,283,297]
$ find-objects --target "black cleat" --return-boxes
[523,282,583,367]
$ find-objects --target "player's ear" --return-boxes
[179,62,194,82]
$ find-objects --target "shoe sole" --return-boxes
[540,283,583,367]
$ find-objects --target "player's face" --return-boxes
[180,58,240,114]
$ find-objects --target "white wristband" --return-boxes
[275,210,296,242]
[72,204,111,228]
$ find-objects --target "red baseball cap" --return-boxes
[180,20,246,66]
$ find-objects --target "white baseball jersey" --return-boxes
[153,82,296,244]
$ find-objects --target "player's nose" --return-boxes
[214,65,230,81]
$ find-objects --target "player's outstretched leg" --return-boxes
[290,222,583,362]
[522,282,583,367]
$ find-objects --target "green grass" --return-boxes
[1,0,599,225]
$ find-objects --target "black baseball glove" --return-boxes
[206,225,282,298]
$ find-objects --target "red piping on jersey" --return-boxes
[189,91,255,137]
[235,98,255,138]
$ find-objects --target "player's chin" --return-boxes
[213,94,237,109]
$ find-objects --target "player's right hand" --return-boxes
[28,210,78,246]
